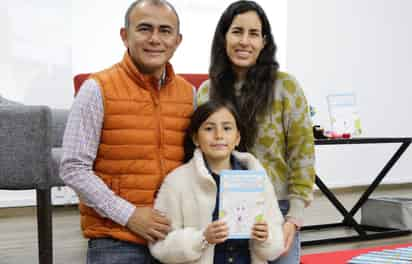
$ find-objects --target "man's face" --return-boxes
[121,3,182,78]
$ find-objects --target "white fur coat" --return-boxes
[149,149,284,264]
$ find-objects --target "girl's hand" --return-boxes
[203,220,229,244]
[251,220,268,242]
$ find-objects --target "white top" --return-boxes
[150,149,284,264]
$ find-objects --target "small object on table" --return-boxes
[323,131,351,139]
[313,125,328,139]
[324,131,341,139]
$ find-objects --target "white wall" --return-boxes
[287,0,412,187]
[0,0,73,109]
[1,0,287,108]
[72,0,288,76]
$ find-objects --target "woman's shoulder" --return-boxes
[274,71,304,97]
[196,79,211,105]
[276,71,295,80]
[198,79,211,89]
[275,71,300,85]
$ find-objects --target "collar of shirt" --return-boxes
[203,154,246,180]
[158,69,166,89]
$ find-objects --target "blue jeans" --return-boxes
[268,200,301,264]
[87,238,160,264]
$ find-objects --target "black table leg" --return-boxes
[302,138,412,246]
[343,141,411,223]
[302,176,366,236]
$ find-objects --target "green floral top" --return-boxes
[196,72,316,224]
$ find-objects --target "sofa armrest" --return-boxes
[51,109,69,148]
[0,104,52,189]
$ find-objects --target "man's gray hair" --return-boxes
[124,0,180,32]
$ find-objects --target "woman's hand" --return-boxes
[203,220,229,244]
[281,221,297,255]
[251,220,268,242]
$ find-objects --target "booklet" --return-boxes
[327,93,362,136]
[218,170,265,239]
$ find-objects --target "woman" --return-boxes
[149,101,284,263]
[197,1,316,263]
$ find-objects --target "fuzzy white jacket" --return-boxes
[149,149,284,264]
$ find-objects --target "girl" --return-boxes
[197,1,316,263]
[149,100,284,263]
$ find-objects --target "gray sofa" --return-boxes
[0,95,68,264]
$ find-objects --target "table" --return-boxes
[301,137,412,246]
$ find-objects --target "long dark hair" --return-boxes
[209,0,279,150]
[183,100,242,162]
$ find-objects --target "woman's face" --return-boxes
[193,108,240,163]
[225,11,265,75]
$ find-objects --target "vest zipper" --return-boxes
[151,87,165,179]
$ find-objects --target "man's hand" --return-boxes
[126,207,171,243]
[281,221,297,255]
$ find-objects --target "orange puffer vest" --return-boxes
[79,52,194,244]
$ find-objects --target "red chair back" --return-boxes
[73,73,91,96]
[178,74,209,89]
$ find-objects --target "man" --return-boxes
[60,1,194,263]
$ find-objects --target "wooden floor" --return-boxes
[0,184,411,264]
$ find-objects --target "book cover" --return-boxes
[219,170,265,239]
[327,93,362,136]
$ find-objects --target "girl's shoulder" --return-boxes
[162,162,194,186]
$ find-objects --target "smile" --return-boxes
[144,49,164,54]
[210,144,228,148]
[235,50,252,58]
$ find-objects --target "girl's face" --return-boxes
[225,11,265,75]
[193,108,240,163]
